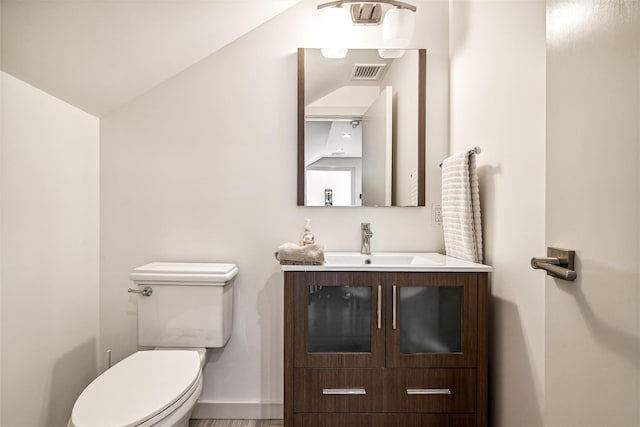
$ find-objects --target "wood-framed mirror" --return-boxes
[297,48,425,207]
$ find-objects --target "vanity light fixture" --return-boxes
[318,0,416,58]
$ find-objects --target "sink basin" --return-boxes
[324,253,435,266]
[280,251,492,272]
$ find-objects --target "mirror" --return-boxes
[297,48,425,207]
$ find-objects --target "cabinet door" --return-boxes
[386,273,477,367]
[294,272,385,368]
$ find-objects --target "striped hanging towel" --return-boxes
[441,150,483,263]
[409,170,419,206]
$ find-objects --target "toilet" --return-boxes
[69,262,238,427]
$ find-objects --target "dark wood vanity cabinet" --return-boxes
[284,271,489,427]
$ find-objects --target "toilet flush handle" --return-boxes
[128,286,153,297]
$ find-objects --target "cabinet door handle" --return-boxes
[377,285,382,329]
[322,388,366,395]
[392,285,397,329]
[406,388,452,395]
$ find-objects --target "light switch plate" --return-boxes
[431,203,442,226]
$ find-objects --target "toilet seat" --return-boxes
[70,350,201,427]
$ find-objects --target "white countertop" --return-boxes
[280,252,492,273]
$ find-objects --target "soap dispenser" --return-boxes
[300,219,315,246]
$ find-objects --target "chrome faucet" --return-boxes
[361,223,373,255]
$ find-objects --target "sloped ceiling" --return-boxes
[1,0,301,116]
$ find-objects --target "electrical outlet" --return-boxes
[431,203,442,226]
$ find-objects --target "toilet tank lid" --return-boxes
[130,262,238,285]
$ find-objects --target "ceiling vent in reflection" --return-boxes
[351,63,387,81]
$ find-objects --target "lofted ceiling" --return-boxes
[1,0,301,116]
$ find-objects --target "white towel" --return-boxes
[274,243,326,265]
[409,170,418,206]
[441,150,483,264]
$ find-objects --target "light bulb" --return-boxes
[378,49,406,59]
[322,5,351,29]
[382,7,415,47]
[321,48,348,59]
[320,6,351,59]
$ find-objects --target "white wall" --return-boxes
[545,2,640,425]
[0,72,100,427]
[307,170,353,206]
[307,157,362,206]
[99,0,449,417]
[450,2,546,426]
[0,12,4,426]
[1,12,4,426]
[1,0,301,116]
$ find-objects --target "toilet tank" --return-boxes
[130,262,238,348]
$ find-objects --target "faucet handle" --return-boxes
[361,222,371,230]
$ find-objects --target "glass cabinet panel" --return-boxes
[386,272,477,368]
[293,272,385,368]
[399,286,463,354]
[308,286,371,353]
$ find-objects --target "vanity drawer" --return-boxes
[383,368,476,413]
[294,368,383,413]
[294,413,476,427]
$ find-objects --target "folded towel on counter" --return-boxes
[275,243,325,265]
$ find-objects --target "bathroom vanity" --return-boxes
[282,253,491,427]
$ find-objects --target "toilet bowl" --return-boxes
[70,349,205,427]
[70,262,238,427]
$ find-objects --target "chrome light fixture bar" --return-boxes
[318,0,416,25]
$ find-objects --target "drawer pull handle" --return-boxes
[322,388,366,395]
[406,388,452,395]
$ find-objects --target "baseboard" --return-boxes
[192,400,284,419]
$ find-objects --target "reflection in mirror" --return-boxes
[298,48,425,207]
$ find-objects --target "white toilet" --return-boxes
[69,262,238,427]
